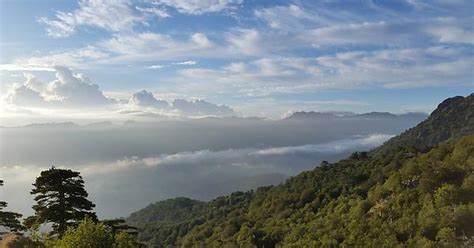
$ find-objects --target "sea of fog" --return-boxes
[0,114,425,218]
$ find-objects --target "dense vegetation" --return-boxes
[0,168,143,247]
[374,94,474,154]
[127,94,474,247]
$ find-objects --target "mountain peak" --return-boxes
[374,93,474,154]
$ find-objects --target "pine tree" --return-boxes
[0,180,24,232]
[29,167,97,236]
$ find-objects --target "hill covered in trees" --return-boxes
[374,93,474,154]
[127,94,474,247]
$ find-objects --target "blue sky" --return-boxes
[0,0,473,121]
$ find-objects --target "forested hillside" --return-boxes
[127,94,474,247]
[374,93,474,154]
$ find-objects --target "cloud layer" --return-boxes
[4,67,236,118]
[0,112,425,218]
[0,129,394,218]
[6,66,115,108]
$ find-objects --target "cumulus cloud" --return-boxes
[126,89,236,117]
[47,66,115,106]
[129,90,169,109]
[5,85,46,107]
[171,99,235,116]
[5,66,115,108]
[2,67,237,118]
[156,0,243,15]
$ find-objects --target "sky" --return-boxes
[0,0,472,123]
[1,0,471,219]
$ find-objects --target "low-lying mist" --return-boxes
[0,113,426,218]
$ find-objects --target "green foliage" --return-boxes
[53,218,113,247]
[29,167,97,236]
[128,135,474,247]
[126,197,205,246]
[0,180,24,232]
[103,218,138,236]
[50,218,142,248]
[113,232,143,248]
[374,94,474,155]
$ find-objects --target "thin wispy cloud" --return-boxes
[174,60,197,65]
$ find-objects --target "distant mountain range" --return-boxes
[285,111,428,120]
[1,110,428,129]
[126,94,474,247]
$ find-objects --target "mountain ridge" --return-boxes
[374,93,474,154]
[126,94,474,247]
[285,110,428,121]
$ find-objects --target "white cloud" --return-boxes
[301,19,474,46]
[98,32,216,62]
[174,60,197,65]
[23,73,46,92]
[156,0,243,15]
[253,134,393,156]
[15,46,109,69]
[5,85,46,107]
[39,0,143,38]
[78,133,393,176]
[255,4,314,30]
[46,66,115,106]
[176,46,473,95]
[225,29,262,55]
[191,33,213,48]
[171,99,235,116]
[2,67,237,118]
[0,64,55,72]
[5,66,115,108]
[302,21,413,46]
[129,89,169,108]
[424,19,474,44]
[135,6,170,18]
[146,65,165,69]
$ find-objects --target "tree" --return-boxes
[113,232,144,248]
[54,218,113,247]
[53,218,143,248]
[29,167,97,236]
[103,219,138,236]
[0,179,24,232]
